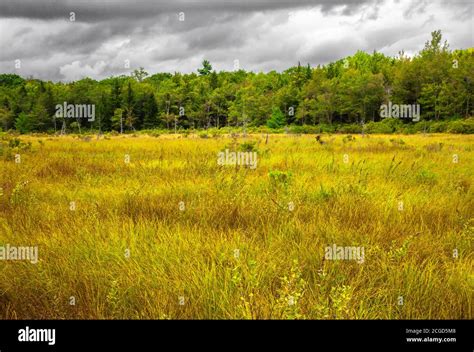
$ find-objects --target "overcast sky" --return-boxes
[0,0,472,82]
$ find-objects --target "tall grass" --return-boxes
[0,133,472,319]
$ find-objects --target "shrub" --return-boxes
[428,121,448,133]
[446,118,474,134]
[373,118,403,133]
[416,169,438,185]
[239,141,258,152]
[148,131,161,138]
[336,124,362,134]
[342,135,355,143]
[365,121,392,134]
[268,170,292,190]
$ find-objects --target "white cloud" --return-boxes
[59,60,107,81]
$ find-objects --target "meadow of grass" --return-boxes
[0,132,472,319]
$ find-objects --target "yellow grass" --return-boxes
[0,133,472,319]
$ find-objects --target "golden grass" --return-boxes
[0,133,472,319]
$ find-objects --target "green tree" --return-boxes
[267,107,286,129]
[0,107,14,130]
[198,60,213,76]
[132,67,149,82]
[0,30,470,133]
[141,93,158,129]
[15,112,33,134]
[111,108,123,133]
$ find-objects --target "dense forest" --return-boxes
[0,30,473,134]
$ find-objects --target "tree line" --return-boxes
[0,30,472,134]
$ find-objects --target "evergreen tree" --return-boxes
[267,107,286,129]
[198,60,213,76]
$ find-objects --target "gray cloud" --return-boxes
[0,0,375,21]
[0,0,471,81]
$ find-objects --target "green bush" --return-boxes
[288,125,320,134]
[239,141,258,152]
[416,169,438,185]
[446,118,474,134]
[337,124,363,133]
[429,121,448,133]
[318,124,337,133]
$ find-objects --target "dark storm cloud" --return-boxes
[0,0,375,21]
[186,25,246,51]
